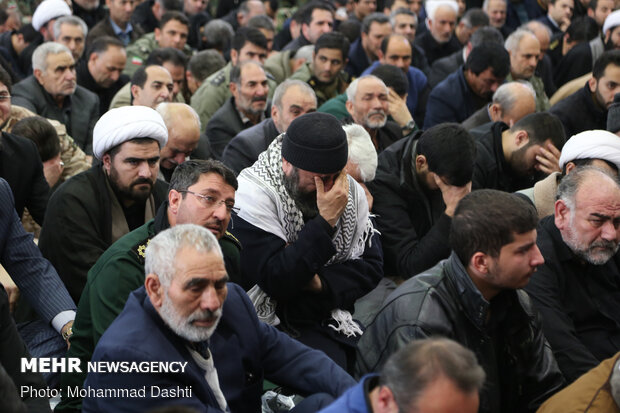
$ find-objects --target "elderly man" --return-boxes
[31,0,72,42]
[369,123,475,280]
[155,102,201,181]
[56,160,242,413]
[206,61,269,160]
[222,79,317,175]
[345,75,408,153]
[82,224,356,412]
[320,338,485,413]
[53,16,88,62]
[518,129,620,219]
[86,0,141,47]
[414,0,461,65]
[484,0,511,37]
[123,11,192,77]
[346,13,392,77]
[290,32,350,107]
[424,42,510,128]
[525,167,620,383]
[38,106,169,303]
[356,190,565,413]
[77,36,129,116]
[232,112,383,372]
[505,29,550,111]
[11,42,99,155]
[472,112,566,192]
[462,81,537,129]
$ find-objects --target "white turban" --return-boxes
[93,106,168,160]
[603,9,620,36]
[559,130,620,171]
[32,0,71,31]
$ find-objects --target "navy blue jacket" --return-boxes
[346,38,371,78]
[506,0,545,30]
[83,284,355,412]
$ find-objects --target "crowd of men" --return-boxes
[1,0,620,412]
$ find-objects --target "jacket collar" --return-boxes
[446,252,490,330]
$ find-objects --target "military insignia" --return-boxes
[132,237,152,264]
[549,39,560,51]
[131,56,143,66]
[210,72,225,86]
[223,231,242,250]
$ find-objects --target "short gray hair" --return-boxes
[145,224,223,287]
[53,15,88,40]
[556,166,620,209]
[390,7,418,28]
[492,81,535,112]
[504,28,537,53]
[344,124,377,182]
[272,79,316,111]
[203,19,234,51]
[32,42,72,72]
[381,338,486,412]
[346,74,386,102]
[482,0,506,12]
[156,102,201,131]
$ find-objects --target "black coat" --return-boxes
[206,96,261,160]
[414,31,461,66]
[428,49,463,88]
[86,16,142,47]
[131,0,158,35]
[549,83,607,138]
[346,37,371,78]
[76,59,129,116]
[221,118,279,175]
[367,134,452,278]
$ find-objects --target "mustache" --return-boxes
[188,308,222,324]
[368,110,386,117]
[251,96,267,103]
[590,240,618,251]
[132,178,153,186]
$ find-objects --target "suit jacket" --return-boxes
[346,37,371,78]
[536,15,563,35]
[0,131,49,225]
[428,49,464,88]
[0,178,75,326]
[86,16,142,47]
[461,105,491,130]
[83,284,355,413]
[11,76,100,155]
[206,97,258,160]
[221,118,280,175]
[414,31,461,66]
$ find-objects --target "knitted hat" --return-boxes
[92,106,168,160]
[282,112,348,174]
[32,0,72,31]
[607,93,620,133]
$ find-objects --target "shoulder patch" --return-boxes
[549,39,560,51]
[266,71,275,81]
[210,72,226,86]
[222,231,242,249]
[131,56,143,66]
[131,237,152,264]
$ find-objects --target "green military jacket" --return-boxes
[264,49,295,85]
[190,62,277,129]
[56,214,241,413]
[506,73,550,112]
[123,32,194,77]
[289,62,350,107]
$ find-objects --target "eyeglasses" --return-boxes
[180,190,239,213]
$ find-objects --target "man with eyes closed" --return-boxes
[56,159,242,413]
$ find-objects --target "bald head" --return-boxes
[489,82,536,126]
[156,102,200,170]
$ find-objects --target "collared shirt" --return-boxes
[110,18,133,47]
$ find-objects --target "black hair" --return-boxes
[315,31,350,60]
[371,63,409,96]
[159,11,190,30]
[170,159,238,192]
[231,26,268,52]
[145,47,188,68]
[417,123,476,187]
[566,16,600,43]
[512,112,566,150]
[12,116,60,162]
[16,23,40,43]
[362,12,390,34]
[461,8,489,28]
[299,1,334,26]
[0,64,11,89]
[450,190,538,264]
[464,41,510,78]
[593,50,620,79]
[86,36,124,58]
[188,50,226,82]
[337,19,362,44]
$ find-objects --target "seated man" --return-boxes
[221,79,317,175]
[462,81,536,130]
[232,112,383,371]
[424,42,510,128]
[38,106,169,303]
[320,338,485,413]
[53,15,88,62]
[206,61,269,160]
[414,0,461,65]
[56,160,242,413]
[525,167,620,383]
[536,0,574,35]
[11,42,99,155]
[83,224,356,412]
[290,31,350,107]
[356,189,565,413]
[517,129,620,219]
[369,123,475,279]
[346,13,392,77]
[86,0,142,47]
[471,112,566,192]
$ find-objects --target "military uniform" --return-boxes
[123,32,194,77]
[289,62,349,107]
[506,73,550,112]
[264,49,295,85]
[190,62,277,129]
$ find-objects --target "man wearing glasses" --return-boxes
[56,158,241,413]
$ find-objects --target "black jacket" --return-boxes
[86,15,142,47]
[549,83,607,138]
[356,253,565,413]
[221,118,279,175]
[131,0,159,35]
[367,134,452,279]
[76,59,129,116]
[428,49,463,88]
[342,116,403,154]
[525,216,620,383]
[346,37,371,78]
[414,30,461,66]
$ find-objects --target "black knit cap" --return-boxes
[281,112,348,174]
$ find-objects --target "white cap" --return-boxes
[425,0,459,21]
[32,0,72,31]
[559,130,620,172]
[92,106,168,160]
[603,9,620,35]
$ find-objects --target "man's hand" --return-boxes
[387,88,413,128]
[434,174,471,217]
[535,142,562,175]
[316,170,349,227]
[43,159,64,187]
[304,274,323,292]
[61,320,74,349]
[0,280,19,313]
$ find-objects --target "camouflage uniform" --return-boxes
[289,62,350,107]
[123,33,194,77]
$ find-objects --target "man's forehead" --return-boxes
[357,79,387,94]
[47,52,74,65]
[146,67,173,83]
[192,172,235,193]
[163,19,188,33]
[59,23,83,35]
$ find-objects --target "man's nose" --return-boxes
[601,221,619,242]
[200,286,221,312]
[531,245,545,267]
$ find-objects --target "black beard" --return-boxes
[283,167,319,219]
[108,166,153,204]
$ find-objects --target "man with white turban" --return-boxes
[38,106,169,304]
[517,129,620,218]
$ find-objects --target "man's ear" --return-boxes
[554,199,571,230]
[168,189,182,215]
[345,99,354,116]
[415,154,427,171]
[470,251,490,274]
[146,274,164,308]
[33,68,44,84]
[130,84,141,101]
[564,161,575,174]
[374,386,399,413]
[102,153,112,174]
[154,27,161,44]
[230,48,238,65]
[515,130,530,148]
[588,75,598,93]
[229,81,237,95]
[489,103,502,122]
